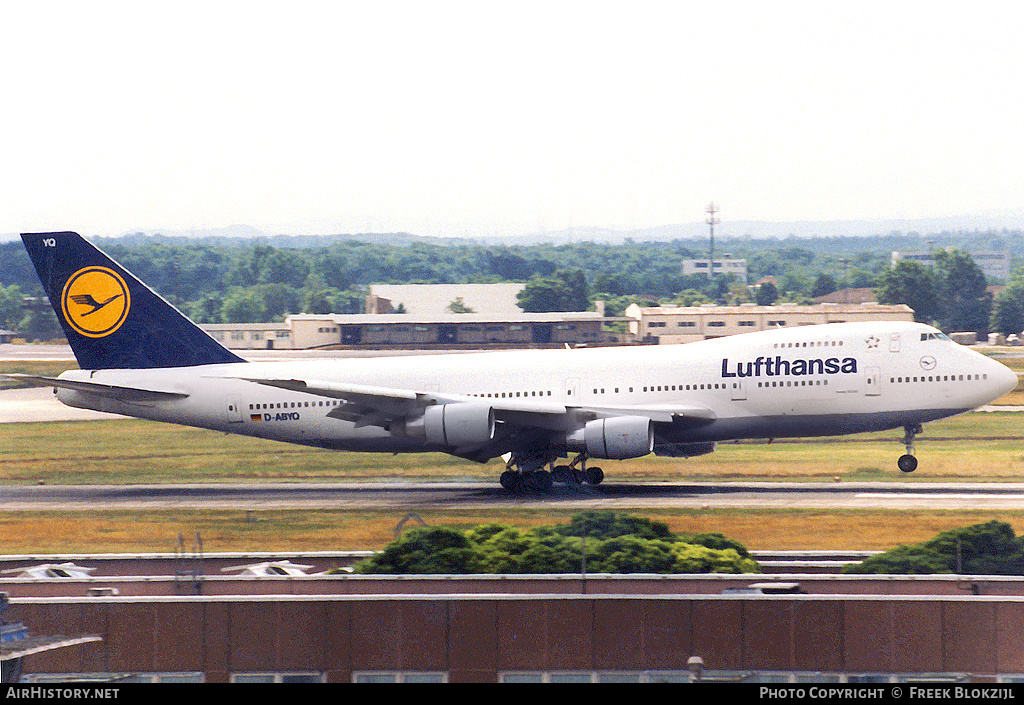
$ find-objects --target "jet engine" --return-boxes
[417,402,496,448]
[566,416,654,459]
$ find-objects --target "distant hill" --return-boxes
[94,229,470,249]
[501,212,1024,245]
[4,211,1024,246]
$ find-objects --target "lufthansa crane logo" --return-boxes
[60,266,131,338]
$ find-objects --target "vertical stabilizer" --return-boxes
[21,231,246,369]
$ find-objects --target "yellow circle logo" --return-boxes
[60,267,131,338]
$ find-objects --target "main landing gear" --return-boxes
[499,452,604,492]
[897,423,922,473]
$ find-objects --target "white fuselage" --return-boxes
[55,321,1018,460]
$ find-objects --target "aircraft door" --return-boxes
[226,396,244,423]
[564,378,579,405]
[730,379,746,401]
[865,367,881,397]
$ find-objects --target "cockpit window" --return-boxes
[920,332,950,341]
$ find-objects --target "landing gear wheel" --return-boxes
[551,465,573,484]
[584,466,604,485]
[898,423,922,474]
[499,470,519,491]
[527,470,553,493]
[897,454,918,473]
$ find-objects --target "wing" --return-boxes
[236,375,715,460]
[0,374,189,402]
[236,376,566,427]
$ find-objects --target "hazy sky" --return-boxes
[2,1,1023,238]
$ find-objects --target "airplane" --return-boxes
[4,231,1018,492]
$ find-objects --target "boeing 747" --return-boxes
[5,232,1017,491]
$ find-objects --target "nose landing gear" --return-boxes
[897,423,922,473]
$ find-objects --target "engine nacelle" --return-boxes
[566,416,654,459]
[653,440,716,458]
[420,402,496,448]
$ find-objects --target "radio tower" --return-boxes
[706,202,719,283]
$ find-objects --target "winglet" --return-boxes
[21,232,245,369]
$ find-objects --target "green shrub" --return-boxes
[356,512,759,575]
[844,520,1024,575]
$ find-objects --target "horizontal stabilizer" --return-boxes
[0,374,189,402]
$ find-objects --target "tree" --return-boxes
[188,293,225,324]
[811,273,838,298]
[588,536,678,573]
[755,281,779,306]
[673,545,759,573]
[221,288,265,323]
[305,290,335,315]
[517,276,568,312]
[844,521,1024,575]
[934,249,990,334]
[668,289,709,307]
[0,284,23,331]
[257,283,300,321]
[877,260,940,323]
[992,285,1024,336]
[18,305,62,342]
[555,510,674,541]
[355,527,482,574]
[516,270,589,313]
[355,512,760,575]
[447,297,474,313]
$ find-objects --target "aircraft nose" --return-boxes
[990,359,1019,397]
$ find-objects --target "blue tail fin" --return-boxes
[22,232,246,369]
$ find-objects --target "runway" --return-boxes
[4,481,1024,511]
[0,386,118,422]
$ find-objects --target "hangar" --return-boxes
[202,311,625,350]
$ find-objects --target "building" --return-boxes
[625,303,915,345]
[12,590,1024,682]
[892,250,1011,283]
[203,310,625,350]
[202,282,625,350]
[681,256,748,284]
[366,283,526,317]
[9,554,1024,683]
[202,322,293,350]
[811,288,878,305]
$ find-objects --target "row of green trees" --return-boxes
[354,511,760,574]
[0,230,1019,337]
[358,516,1024,576]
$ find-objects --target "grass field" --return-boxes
[2,411,1024,554]
[6,507,1024,554]
[2,411,1023,485]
